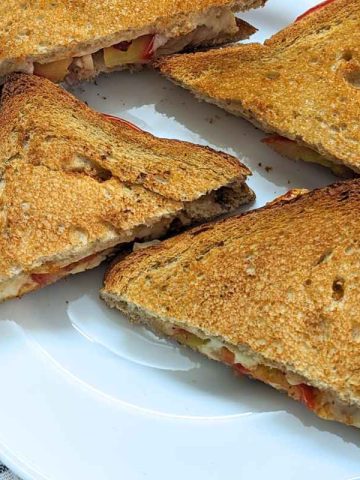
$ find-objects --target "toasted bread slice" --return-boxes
[102,179,360,429]
[0,74,254,302]
[157,0,360,175]
[0,0,265,83]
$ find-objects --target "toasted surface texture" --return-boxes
[0,0,264,69]
[0,74,250,201]
[0,73,252,288]
[158,0,360,172]
[103,179,360,409]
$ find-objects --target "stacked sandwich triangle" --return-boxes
[0,73,253,302]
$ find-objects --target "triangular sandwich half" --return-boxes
[0,0,266,84]
[157,0,359,177]
[0,73,253,302]
[102,180,360,428]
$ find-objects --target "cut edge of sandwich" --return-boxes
[0,179,253,303]
[1,0,265,84]
[101,290,360,429]
[101,185,360,428]
[157,69,356,178]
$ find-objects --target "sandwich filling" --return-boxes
[159,324,360,427]
[0,181,252,302]
[103,289,360,428]
[161,324,360,427]
[24,8,242,84]
[1,249,114,300]
[262,136,354,178]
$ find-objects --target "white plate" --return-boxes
[1,2,359,479]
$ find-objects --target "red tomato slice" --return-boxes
[262,135,292,145]
[295,0,335,22]
[102,113,142,132]
[31,253,100,286]
[219,347,235,365]
[142,35,156,60]
[233,363,250,375]
[296,384,316,410]
[31,272,60,286]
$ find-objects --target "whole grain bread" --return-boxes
[157,0,360,173]
[0,0,265,78]
[0,73,253,300]
[102,179,360,427]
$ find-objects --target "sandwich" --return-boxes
[102,179,360,429]
[0,73,254,302]
[0,0,266,84]
[157,0,359,177]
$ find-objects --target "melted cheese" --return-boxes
[0,250,111,302]
[168,324,360,427]
[34,7,238,83]
[0,274,32,300]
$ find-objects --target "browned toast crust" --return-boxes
[157,0,360,172]
[0,74,250,202]
[0,73,253,295]
[0,0,265,73]
[103,179,360,409]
